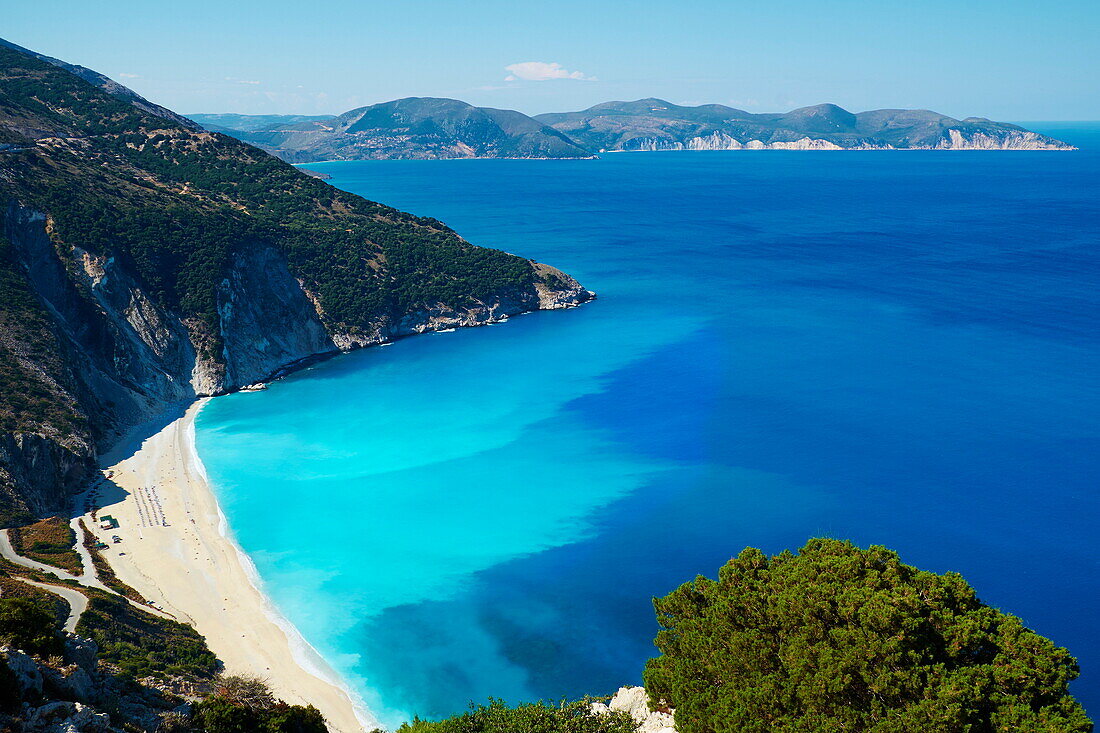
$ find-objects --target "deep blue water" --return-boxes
[196,125,1100,727]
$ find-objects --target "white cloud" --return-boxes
[504,61,596,82]
[118,73,140,79]
[224,76,262,85]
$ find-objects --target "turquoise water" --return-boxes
[197,126,1100,726]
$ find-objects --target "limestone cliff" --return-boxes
[0,192,593,527]
[0,40,594,524]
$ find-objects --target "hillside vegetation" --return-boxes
[535,99,1074,151]
[7,515,82,572]
[0,40,588,523]
[195,97,1074,160]
[0,46,538,336]
[645,538,1091,732]
[190,98,593,162]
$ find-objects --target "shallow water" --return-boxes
[197,126,1100,726]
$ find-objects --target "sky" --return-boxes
[4,0,1098,119]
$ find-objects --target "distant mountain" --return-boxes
[201,98,592,162]
[534,98,1074,151]
[186,113,333,133]
[202,97,1072,160]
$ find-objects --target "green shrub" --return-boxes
[9,516,83,573]
[0,597,62,657]
[644,538,1092,733]
[190,676,327,733]
[394,698,635,733]
[75,594,218,679]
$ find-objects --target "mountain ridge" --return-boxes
[193,97,593,162]
[197,97,1073,159]
[534,99,1074,151]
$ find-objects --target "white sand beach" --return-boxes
[80,400,374,733]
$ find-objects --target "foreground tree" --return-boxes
[644,538,1092,733]
[0,598,62,657]
[188,675,327,733]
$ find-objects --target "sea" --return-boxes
[195,123,1100,727]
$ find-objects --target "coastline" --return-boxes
[80,401,375,733]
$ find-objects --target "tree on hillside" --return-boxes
[644,538,1092,733]
[0,597,62,657]
[188,675,327,733]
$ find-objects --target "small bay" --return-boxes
[197,126,1100,726]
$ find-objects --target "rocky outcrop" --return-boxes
[24,701,113,732]
[592,687,676,733]
[216,246,338,388]
[532,262,594,309]
[2,636,188,732]
[0,434,94,523]
[334,263,594,343]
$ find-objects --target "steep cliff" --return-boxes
[0,41,593,524]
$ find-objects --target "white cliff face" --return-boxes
[615,129,1072,152]
[592,687,677,733]
[937,129,1072,150]
[686,132,742,150]
[216,246,339,388]
[626,135,883,151]
[685,133,853,150]
[75,246,198,412]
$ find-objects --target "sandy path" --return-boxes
[81,401,374,733]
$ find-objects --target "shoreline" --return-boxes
[80,401,375,733]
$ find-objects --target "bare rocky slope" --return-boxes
[0,41,593,525]
[535,99,1075,151]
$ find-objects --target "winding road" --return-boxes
[0,526,109,592]
[20,579,88,633]
[0,527,174,625]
